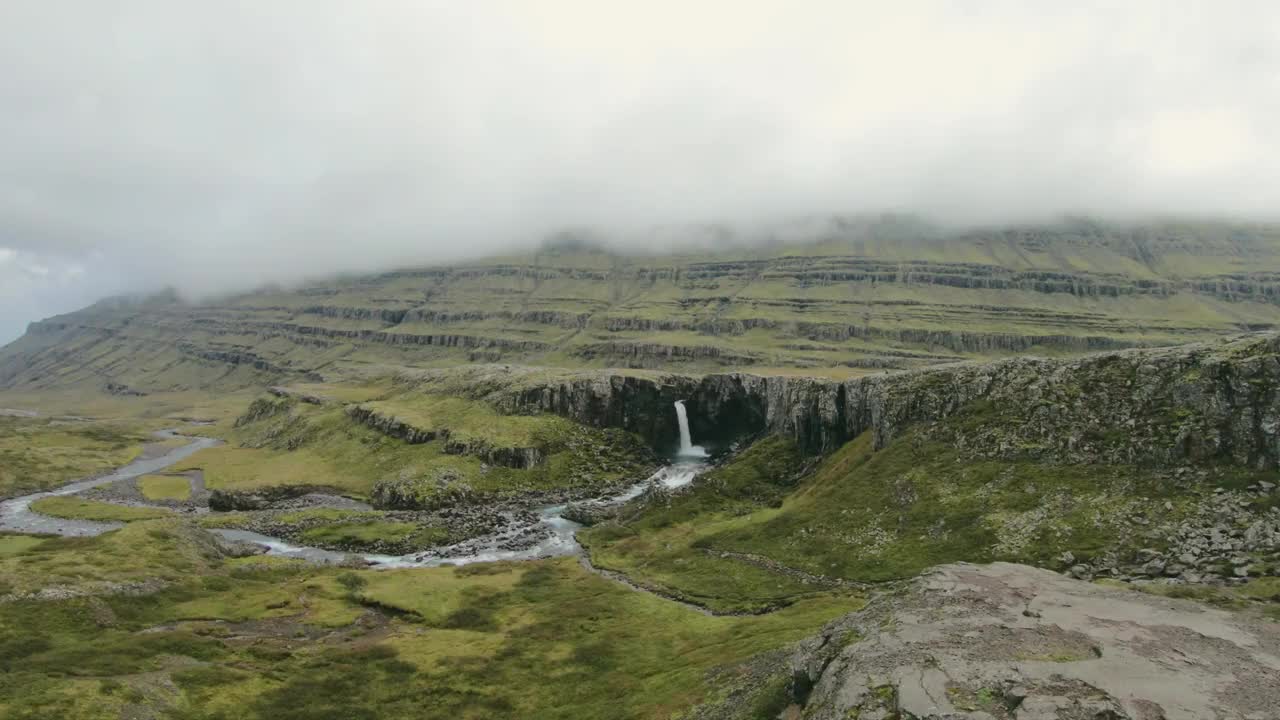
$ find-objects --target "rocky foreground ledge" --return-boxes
[761,562,1280,720]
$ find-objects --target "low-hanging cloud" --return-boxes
[2,0,1279,343]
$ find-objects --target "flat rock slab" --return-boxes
[795,562,1280,720]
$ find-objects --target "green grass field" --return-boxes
[29,497,174,523]
[138,474,192,501]
[0,417,146,499]
[176,393,656,506]
[0,519,863,719]
[584,423,1280,599]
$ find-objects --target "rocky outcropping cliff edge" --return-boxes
[482,332,1280,469]
[741,562,1280,719]
[345,405,545,469]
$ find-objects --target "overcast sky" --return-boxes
[2,1,1279,344]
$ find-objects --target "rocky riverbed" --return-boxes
[2,419,710,567]
[195,469,700,556]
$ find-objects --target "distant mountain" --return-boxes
[5,218,1280,392]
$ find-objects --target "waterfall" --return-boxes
[675,400,693,451]
[674,401,707,457]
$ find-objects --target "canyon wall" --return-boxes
[492,333,1280,469]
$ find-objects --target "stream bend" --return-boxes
[1,431,707,568]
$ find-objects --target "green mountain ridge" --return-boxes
[6,218,1280,393]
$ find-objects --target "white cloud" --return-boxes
[18,260,48,278]
[0,0,1277,343]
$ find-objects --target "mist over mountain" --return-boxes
[8,6,1280,716]
[2,1,1279,344]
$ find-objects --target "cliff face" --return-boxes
[488,333,1280,470]
[834,332,1280,469]
[345,405,545,469]
[491,374,701,452]
[848,335,1280,468]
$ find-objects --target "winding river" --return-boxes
[212,460,705,567]
[1,427,708,568]
[0,431,222,536]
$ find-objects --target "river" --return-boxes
[0,430,221,536]
[1,419,709,568]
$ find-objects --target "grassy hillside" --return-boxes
[7,218,1280,393]
[173,388,658,505]
[583,421,1280,610]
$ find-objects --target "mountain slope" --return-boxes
[6,217,1280,393]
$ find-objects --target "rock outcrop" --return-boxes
[234,394,296,428]
[345,405,442,445]
[345,405,545,469]
[763,562,1280,720]
[208,485,334,511]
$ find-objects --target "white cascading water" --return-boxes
[674,400,708,457]
[675,400,693,451]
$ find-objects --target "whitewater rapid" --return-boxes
[215,402,710,566]
[211,459,706,567]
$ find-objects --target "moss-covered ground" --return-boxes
[175,394,655,506]
[359,393,557,449]
[297,519,446,549]
[201,509,453,553]
[29,496,173,523]
[585,426,1280,598]
[138,474,192,501]
[582,436,829,613]
[1103,576,1280,621]
[0,416,146,499]
[0,521,222,598]
[0,519,862,719]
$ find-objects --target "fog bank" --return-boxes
[2,1,1279,343]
